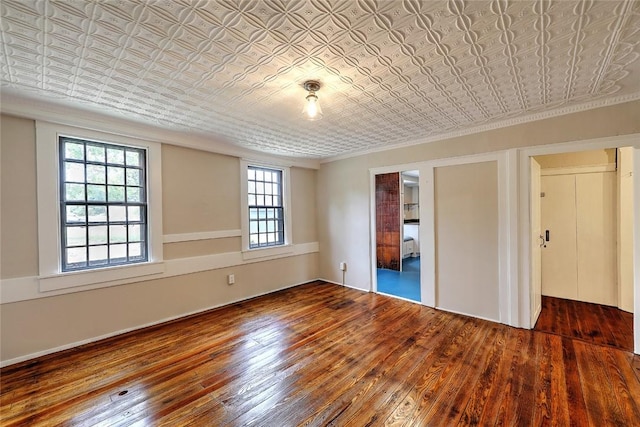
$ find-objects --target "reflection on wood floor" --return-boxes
[2,282,640,425]
[534,295,634,352]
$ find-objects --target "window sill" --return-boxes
[38,261,165,292]
[241,244,293,261]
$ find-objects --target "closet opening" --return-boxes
[530,148,634,352]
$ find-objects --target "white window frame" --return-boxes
[36,121,164,292]
[240,159,293,260]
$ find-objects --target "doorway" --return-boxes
[530,147,635,351]
[374,170,421,302]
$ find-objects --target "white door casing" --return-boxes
[530,158,542,326]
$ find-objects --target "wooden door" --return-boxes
[376,173,401,270]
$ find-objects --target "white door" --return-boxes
[541,172,617,305]
[576,172,617,305]
[541,175,579,300]
[530,158,543,325]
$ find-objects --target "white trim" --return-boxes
[35,120,164,292]
[39,262,164,292]
[0,242,319,304]
[506,149,520,327]
[634,147,640,354]
[322,92,640,164]
[1,90,320,170]
[435,306,500,324]
[540,164,615,176]
[320,278,369,292]
[0,277,318,368]
[421,166,436,308]
[163,229,242,243]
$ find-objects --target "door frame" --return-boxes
[519,133,640,353]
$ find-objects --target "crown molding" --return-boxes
[320,93,640,164]
[0,89,320,170]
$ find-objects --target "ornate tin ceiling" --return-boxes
[1,0,639,159]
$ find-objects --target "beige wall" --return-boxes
[1,115,38,278]
[318,100,640,291]
[535,148,616,169]
[435,161,499,320]
[0,114,319,363]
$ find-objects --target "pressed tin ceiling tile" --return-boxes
[1,0,639,159]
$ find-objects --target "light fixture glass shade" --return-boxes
[302,80,323,121]
[302,93,323,121]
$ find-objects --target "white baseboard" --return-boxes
[319,278,369,292]
[435,306,501,324]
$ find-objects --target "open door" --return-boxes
[375,173,401,271]
[531,158,542,326]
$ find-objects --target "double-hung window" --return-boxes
[60,137,148,271]
[247,166,285,248]
[241,161,292,259]
[36,121,163,293]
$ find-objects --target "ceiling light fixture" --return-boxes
[302,80,323,121]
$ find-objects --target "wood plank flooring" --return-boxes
[2,282,640,426]
[534,295,634,352]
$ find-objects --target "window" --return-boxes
[36,121,163,293]
[241,161,292,259]
[59,137,148,271]
[247,166,285,248]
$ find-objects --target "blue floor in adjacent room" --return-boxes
[377,256,420,302]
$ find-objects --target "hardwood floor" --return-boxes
[2,282,640,426]
[534,295,634,352]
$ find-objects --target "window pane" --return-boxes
[87,205,107,223]
[249,221,258,234]
[126,150,141,166]
[107,148,125,165]
[109,225,127,243]
[127,187,141,202]
[110,243,127,260]
[66,205,86,223]
[86,165,106,184]
[86,144,105,162]
[109,206,126,222]
[87,185,106,202]
[256,170,263,180]
[65,162,85,183]
[129,242,142,258]
[108,185,125,202]
[67,247,87,265]
[256,195,264,206]
[126,169,141,186]
[65,142,84,160]
[128,206,141,222]
[66,226,86,247]
[107,166,125,185]
[65,183,85,201]
[248,194,256,206]
[128,224,141,241]
[256,182,264,194]
[89,246,108,264]
[88,225,108,244]
[248,181,255,193]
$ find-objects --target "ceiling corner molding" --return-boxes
[0,91,320,170]
[320,93,640,164]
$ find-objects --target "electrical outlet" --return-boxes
[227,274,235,285]
[339,262,347,271]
